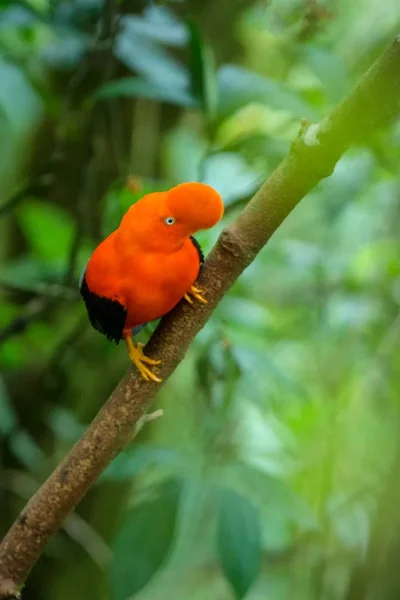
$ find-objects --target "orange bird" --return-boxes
[80,182,224,382]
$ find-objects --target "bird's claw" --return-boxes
[184,285,208,305]
[135,342,162,365]
[126,338,162,382]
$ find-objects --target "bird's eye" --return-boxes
[164,217,176,226]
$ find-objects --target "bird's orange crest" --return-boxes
[166,182,224,231]
[117,182,224,253]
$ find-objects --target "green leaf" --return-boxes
[121,8,188,47]
[95,76,197,108]
[187,20,217,120]
[0,258,65,290]
[109,478,183,600]
[202,152,264,204]
[162,126,207,183]
[9,429,45,469]
[0,6,37,28]
[217,64,317,120]
[47,407,85,443]
[302,45,350,102]
[223,463,317,546]
[101,445,184,481]
[17,200,74,262]
[0,376,17,436]
[115,28,189,91]
[217,488,261,599]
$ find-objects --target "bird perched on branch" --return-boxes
[80,182,224,382]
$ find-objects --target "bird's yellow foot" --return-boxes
[184,285,208,305]
[125,337,162,383]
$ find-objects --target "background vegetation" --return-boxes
[1,0,400,599]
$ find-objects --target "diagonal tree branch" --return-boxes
[1,33,400,600]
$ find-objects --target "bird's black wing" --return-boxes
[80,272,127,344]
[190,235,204,267]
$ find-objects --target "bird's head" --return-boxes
[118,182,224,251]
[165,182,224,232]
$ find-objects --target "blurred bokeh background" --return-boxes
[1,0,400,599]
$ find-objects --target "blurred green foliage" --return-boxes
[1,0,400,599]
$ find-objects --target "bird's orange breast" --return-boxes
[85,234,200,329]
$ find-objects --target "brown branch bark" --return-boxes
[1,33,400,600]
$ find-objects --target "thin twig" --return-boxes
[0,173,54,219]
[0,285,79,346]
[0,299,53,345]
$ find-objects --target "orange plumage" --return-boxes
[80,182,224,381]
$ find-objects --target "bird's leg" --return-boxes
[184,285,208,305]
[124,334,162,383]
